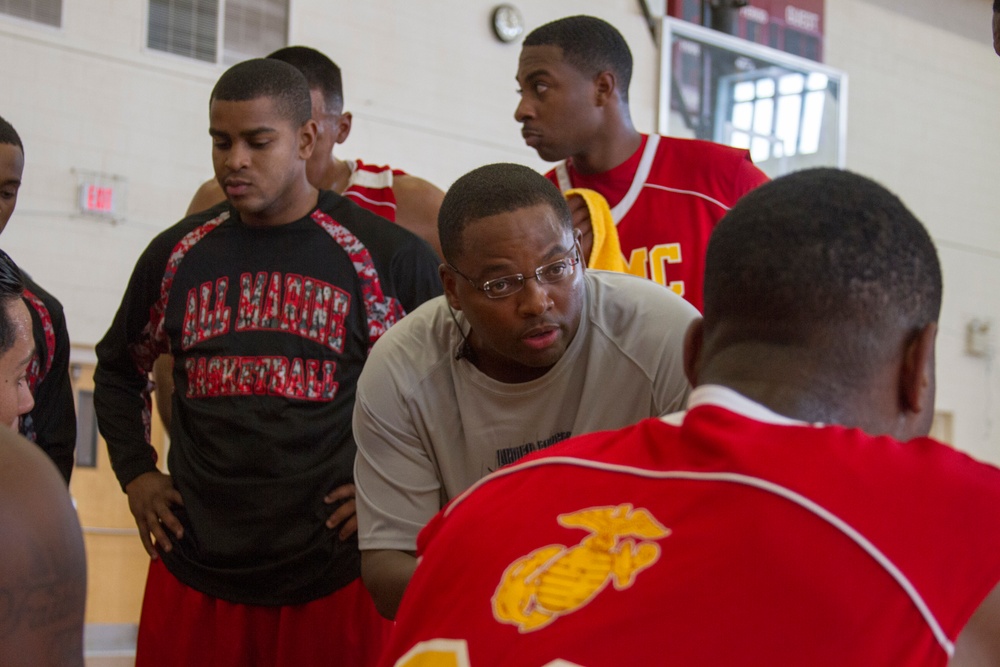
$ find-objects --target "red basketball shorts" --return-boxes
[135,558,392,667]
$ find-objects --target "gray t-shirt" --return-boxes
[354,270,698,551]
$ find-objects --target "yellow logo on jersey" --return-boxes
[491,504,669,633]
[624,244,685,297]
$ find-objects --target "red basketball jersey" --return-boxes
[344,159,407,223]
[381,386,1000,667]
[547,135,768,311]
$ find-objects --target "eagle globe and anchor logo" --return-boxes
[492,503,670,632]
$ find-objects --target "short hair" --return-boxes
[703,168,942,378]
[0,249,25,355]
[210,58,312,127]
[0,115,23,153]
[524,15,633,104]
[268,46,344,113]
[438,163,572,263]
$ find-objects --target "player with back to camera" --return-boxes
[377,168,1000,667]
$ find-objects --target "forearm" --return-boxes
[361,548,417,620]
[353,374,439,620]
[94,301,163,489]
[94,358,160,490]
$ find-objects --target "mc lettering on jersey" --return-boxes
[624,243,685,298]
[181,272,350,352]
[184,355,339,401]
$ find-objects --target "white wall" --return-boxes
[0,0,997,460]
[826,0,1000,463]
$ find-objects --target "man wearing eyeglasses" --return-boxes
[353,163,698,619]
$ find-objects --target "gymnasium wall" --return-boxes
[826,0,1000,464]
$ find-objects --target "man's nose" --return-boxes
[516,276,553,317]
[514,94,535,122]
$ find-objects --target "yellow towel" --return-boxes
[565,188,628,273]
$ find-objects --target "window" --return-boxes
[222,0,288,65]
[661,17,846,179]
[727,71,829,163]
[0,0,62,27]
[147,0,287,65]
[75,389,97,468]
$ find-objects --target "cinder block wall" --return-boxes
[826,0,1000,464]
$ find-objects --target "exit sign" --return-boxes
[79,182,116,215]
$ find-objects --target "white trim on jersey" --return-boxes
[609,133,659,224]
[556,135,738,228]
[344,191,397,211]
[554,162,572,193]
[661,384,813,428]
[345,159,395,189]
[341,159,397,211]
[643,182,732,213]
[553,136,660,225]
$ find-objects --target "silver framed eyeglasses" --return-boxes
[449,246,582,299]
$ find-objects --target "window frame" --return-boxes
[0,0,63,30]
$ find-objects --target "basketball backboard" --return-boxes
[659,16,847,178]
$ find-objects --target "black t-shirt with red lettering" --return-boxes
[94,190,441,605]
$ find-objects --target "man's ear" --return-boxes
[299,119,319,160]
[333,111,352,145]
[683,318,705,388]
[594,70,616,107]
[899,322,937,417]
[440,264,462,311]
